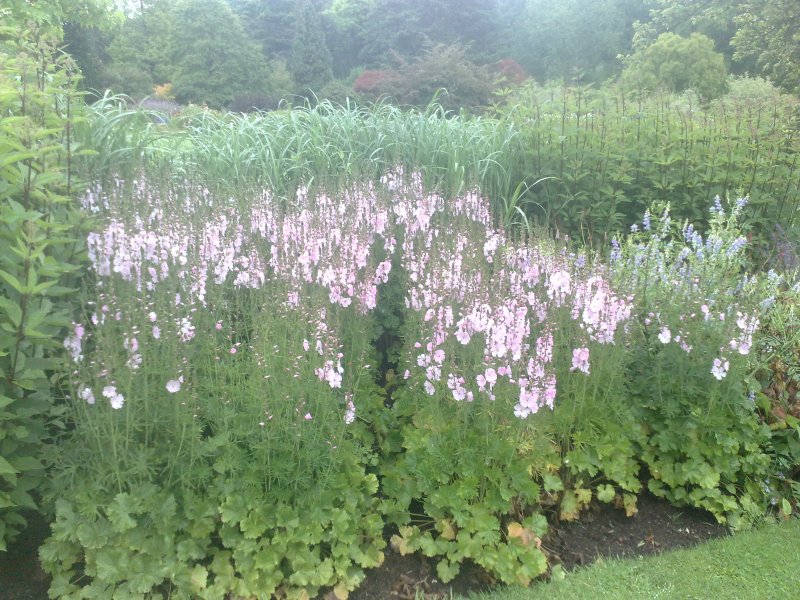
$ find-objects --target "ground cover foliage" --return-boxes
[1,25,800,599]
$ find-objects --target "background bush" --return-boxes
[622,32,729,100]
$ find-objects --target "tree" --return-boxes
[356,0,503,67]
[105,0,175,98]
[322,0,376,77]
[2,0,119,38]
[732,0,800,94]
[228,0,297,60]
[622,32,728,100]
[632,1,748,73]
[354,43,493,112]
[62,22,114,95]
[167,0,270,108]
[508,0,647,83]
[290,0,334,95]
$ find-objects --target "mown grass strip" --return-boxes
[468,518,800,600]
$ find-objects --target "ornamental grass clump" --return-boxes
[42,178,394,599]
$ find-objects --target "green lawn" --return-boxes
[466,518,800,600]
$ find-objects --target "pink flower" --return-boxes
[79,387,95,405]
[344,399,356,424]
[166,379,181,393]
[102,385,124,409]
[658,327,671,344]
[711,358,730,380]
[304,413,313,420]
[570,347,590,374]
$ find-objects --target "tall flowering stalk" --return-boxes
[379,171,636,584]
[47,179,395,598]
[610,197,774,525]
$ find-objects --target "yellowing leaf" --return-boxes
[390,527,414,555]
[623,493,638,517]
[575,487,592,507]
[560,490,581,522]
[507,522,524,539]
[333,582,349,600]
[439,519,456,541]
[508,522,539,547]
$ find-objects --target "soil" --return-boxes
[0,494,727,600]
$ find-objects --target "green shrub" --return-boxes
[496,83,800,247]
[622,32,728,100]
[359,43,494,113]
[752,277,800,517]
[0,23,85,551]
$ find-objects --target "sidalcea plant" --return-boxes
[43,178,396,598]
[379,170,639,582]
[43,160,786,595]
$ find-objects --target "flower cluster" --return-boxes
[388,173,633,418]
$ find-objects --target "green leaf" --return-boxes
[220,495,247,524]
[190,566,208,591]
[0,298,22,327]
[9,456,43,471]
[106,493,139,533]
[597,483,616,503]
[543,473,564,492]
[0,455,19,476]
[0,270,25,294]
[436,558,460,583]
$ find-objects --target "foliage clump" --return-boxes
[0,23,85,550]
[353,44,493,112]
[623,32,728,100]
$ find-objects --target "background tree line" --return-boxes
[15,0,800,110]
